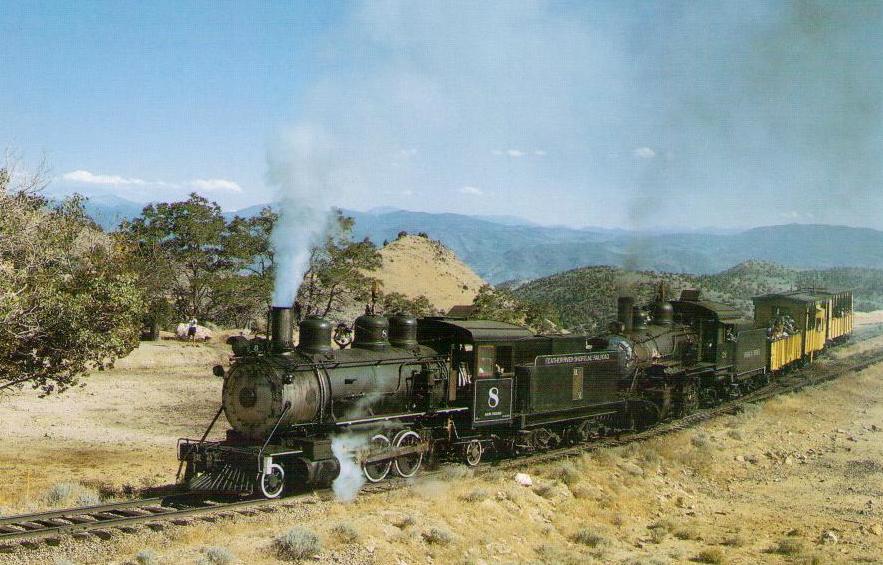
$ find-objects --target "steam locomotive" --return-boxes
[178,286,852,499]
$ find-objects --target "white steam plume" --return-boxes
[267,125,335,307]
[330,432,370,502]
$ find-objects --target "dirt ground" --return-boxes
[1,319,883,564]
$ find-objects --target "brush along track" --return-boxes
[3,342,882,551]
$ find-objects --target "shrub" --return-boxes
[135,549,157,565]
[570,528,607,547]
[330,522,359,543]
[393,514,416,529]
[695,548,725,564]
[423,527,453,545]
[459,487,488,502]
[673,523,701,540]
[773,538,806,556]
[721,534,745,547]
[532,481,556,498]
[553,462,581,486]
[43,482,101,507]
[201,546,235,565]
[275,527,321,560]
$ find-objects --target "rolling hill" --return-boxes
[80,196,883,285]
[508,261,883,332]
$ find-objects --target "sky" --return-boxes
[2,1,882,230]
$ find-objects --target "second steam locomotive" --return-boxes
[179,286,853,498]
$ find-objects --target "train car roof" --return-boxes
[417,318,535,342]
[671,299,746,324]
[752,291,824,304]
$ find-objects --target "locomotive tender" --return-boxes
[178,286,852,499]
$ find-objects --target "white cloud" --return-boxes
[62,169,242,193]
[62,169,147,186]
[633,146,656,159]
[459,185,483,195]
[506,149,525,157]
[533,149,547,156]
[189,178,243,193]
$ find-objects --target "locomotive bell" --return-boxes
[388,312,418,347]
[353,314,390,350]
[652,301,674,325]
[297,316,333,354]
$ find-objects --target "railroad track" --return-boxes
[2,340,882,552]
[0,494,315,551]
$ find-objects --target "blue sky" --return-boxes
[2,2,882,229]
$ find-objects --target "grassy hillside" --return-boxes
[509,261,883,331]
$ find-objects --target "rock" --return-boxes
[515,473,533,487]
[869,524,882,536]
[821,530,839,544]
[735,455,745,462]
[784,456,794,466]
[175,322,213,341]
[746,454,759,464]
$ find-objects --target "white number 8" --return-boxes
[487,387,500,408]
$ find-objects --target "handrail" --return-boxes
[257,401,291,468]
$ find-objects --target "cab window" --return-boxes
[476,345,495,378]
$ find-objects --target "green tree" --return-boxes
[470,285,559,333]
[0,161,143,395]
[123,193,228,320]
[379,291,438,317]
[297,211,382,321]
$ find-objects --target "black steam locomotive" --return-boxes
[178,286,850,499]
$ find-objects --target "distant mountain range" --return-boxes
[80,196,883,284]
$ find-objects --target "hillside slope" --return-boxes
[510,261,883,331]
[373,235,485,312]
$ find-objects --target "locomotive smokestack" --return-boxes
[270,306,294,352]
[617,296,635,332]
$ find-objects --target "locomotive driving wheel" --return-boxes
[363,433,392,483]
[392,430,423,478]
[260,463,285,499]
[464,439,483,466]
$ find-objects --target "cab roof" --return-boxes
[417,318,534,343]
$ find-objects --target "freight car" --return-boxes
[177,286,852,499]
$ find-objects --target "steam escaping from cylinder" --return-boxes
[330,432,369,502]
[268,125,335,307]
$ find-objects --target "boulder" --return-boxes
[175,323,213,341]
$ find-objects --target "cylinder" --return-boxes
[389,312,418,347]
[270,307,293,352]
[297,316,333,354]
[617,297,635,332]
[353,314,390,350]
